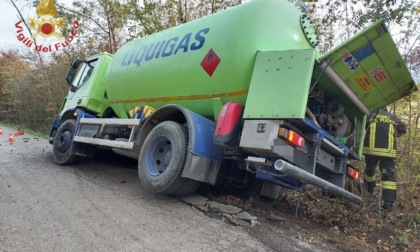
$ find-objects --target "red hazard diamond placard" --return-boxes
[201,49,221,77]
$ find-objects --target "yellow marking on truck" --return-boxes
[110,89,249,104]
[355,73,375,91]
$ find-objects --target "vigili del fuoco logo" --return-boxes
[15,0,79,52]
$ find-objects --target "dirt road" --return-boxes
[0,124,325,251]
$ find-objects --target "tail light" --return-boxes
[347,166,359,180]
[214,102,244,147]
[278,127,305,148]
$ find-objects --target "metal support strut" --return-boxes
[274,159,363,205]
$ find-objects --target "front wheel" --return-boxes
[53,119,79,165]
[138,121,200,196]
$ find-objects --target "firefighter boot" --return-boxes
[364,172,376,194]
[364,180,375,194]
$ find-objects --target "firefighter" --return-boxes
[363,108,406,211]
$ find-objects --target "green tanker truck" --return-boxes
[49,0,416,204]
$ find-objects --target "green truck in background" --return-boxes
[49,0,416,204]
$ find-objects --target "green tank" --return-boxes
[106,0,314,119]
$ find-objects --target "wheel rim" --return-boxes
[146,136,172,176]
[57,130,73,153]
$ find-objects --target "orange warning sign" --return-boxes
[355,73,375,91]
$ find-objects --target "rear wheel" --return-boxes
[53,119,79,165]
[138,121,200,196]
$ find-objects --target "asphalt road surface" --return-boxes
[0,124,323,251]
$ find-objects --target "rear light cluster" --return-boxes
[346,166,359,180]
[278,127,305,148]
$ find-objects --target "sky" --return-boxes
[0,0,73,53]
[0,0,31,51]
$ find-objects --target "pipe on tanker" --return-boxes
[321,62,370,115]
[274,159,363,205]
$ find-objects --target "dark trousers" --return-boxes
[364,155,396,202]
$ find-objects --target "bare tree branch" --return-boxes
[7,0,45,68]
[56,3,109,35]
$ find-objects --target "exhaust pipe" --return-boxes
[274,159,363,205]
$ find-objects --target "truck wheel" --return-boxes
[138,121,200,196]
[53,119,79,165]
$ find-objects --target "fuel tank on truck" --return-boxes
[106,0,316,119]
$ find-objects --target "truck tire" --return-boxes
[172,179,201,196]
[138,121,200,196]
[52,119,79,165]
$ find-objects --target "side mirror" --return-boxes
[65,59,84,87]
[65,67,77,86]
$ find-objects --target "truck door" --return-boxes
[64,59,98,111]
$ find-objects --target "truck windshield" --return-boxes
[72,59,98,89]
